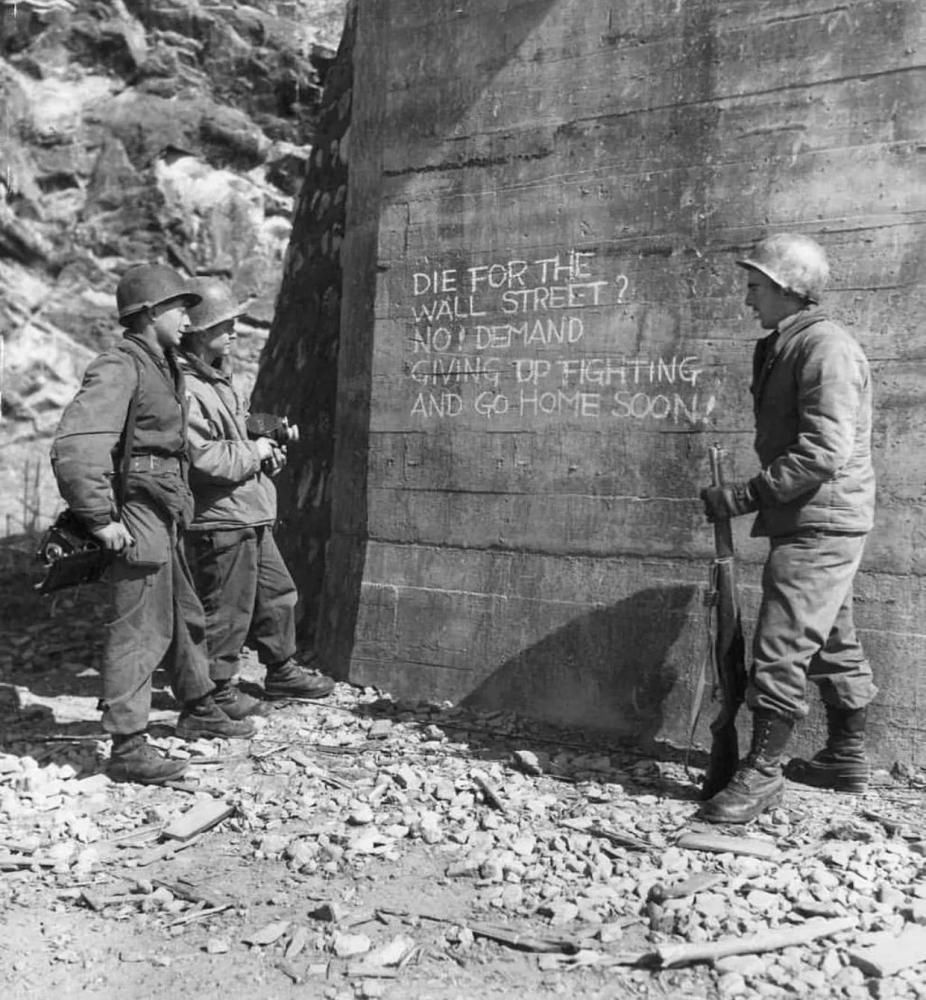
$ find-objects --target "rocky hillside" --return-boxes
[0,0,345,535]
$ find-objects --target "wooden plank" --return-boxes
[676,831,781,861]
[657,917,855,968]
[161,800,235,842]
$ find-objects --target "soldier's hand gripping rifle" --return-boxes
[700,445,747,800]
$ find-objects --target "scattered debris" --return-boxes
[655,917,856,968]
[5,629,926,999]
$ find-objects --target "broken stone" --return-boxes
[540,900,578,925]
[717,972,748,997]
[367,720,392,740]
[418,811,442,845]
[330,931,371,958]
[393,766,421,791]
[715,954,768,978]
[745,889,779,913]
[498,884,524,910]
[364,934,416,967]
[348,803,374,826]
[694,892,728,921]
[511,750,542,775]
[598,922,623,944]
[206,938,230,954]
[258,834,291,856]
[432,778,455,802]
[511,833,536,858]
[243,920,290,947]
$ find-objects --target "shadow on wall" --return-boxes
[462,584,697,750]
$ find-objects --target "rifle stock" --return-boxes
[701,446,747,800]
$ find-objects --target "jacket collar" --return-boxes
[122,335,183,385]
[751,305,828,409]
[772,305,828,352]
[179,352,231,385]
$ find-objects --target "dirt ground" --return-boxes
[3,534,926,1000]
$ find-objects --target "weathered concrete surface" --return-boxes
[299,0,925,762]
[252,4,354,638]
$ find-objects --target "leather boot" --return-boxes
[699,710,793,824]
[107,733,188,785]
[176,694,257,740]
[264,658,334,701]
[783,706,869,793]
[213,679,264,720]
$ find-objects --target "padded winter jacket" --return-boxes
[749,307,875,537]
[52,336,193,565]
[180,353,277,530]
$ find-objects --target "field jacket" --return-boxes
[51,336,192,566]
[180,354,277,530]
[749,307,875,537]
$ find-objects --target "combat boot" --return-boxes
[213,679,264,720]
[176,694,257,740]
[784,705,869,793]
[264,658,334,701]
[107,733,188,785]
[699,710,793,824]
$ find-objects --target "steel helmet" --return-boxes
[736,233,830,303]
[185,278,247,333]
[116,264,201,326]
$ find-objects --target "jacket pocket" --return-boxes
[120,500,170,567]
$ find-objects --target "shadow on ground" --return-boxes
[0,533,179,771]
[2,534,706,798]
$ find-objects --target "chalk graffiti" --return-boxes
[404,249,714,425]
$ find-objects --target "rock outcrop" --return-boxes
[0,0,345,533]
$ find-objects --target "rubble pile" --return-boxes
[3,666,926,998]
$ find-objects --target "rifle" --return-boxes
[699,445,747,800]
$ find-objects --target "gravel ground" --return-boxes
[2,538,926,1000]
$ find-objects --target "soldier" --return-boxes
[698,233,876,824]
[178,278,334,719]
[52,264,256,785]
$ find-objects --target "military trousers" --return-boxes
[747,531,878,721]
[184,525,298,680]
[100,516,214,735]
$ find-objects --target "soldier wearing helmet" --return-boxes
[52,263,257,785]
[178,278,334,718]
[698,233,877,824]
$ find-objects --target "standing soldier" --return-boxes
[52,264,257,785]
[698,233,877,824]
[178,278,334,719]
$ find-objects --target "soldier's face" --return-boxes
[199,320,236,363]
[151,300,189,349]
[744,270,796,330]
[204,319,235,358]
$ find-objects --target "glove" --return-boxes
[700,480,760,523]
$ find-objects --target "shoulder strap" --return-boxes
[115,348,142,513]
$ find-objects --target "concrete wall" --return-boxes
[312,0,926,763]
